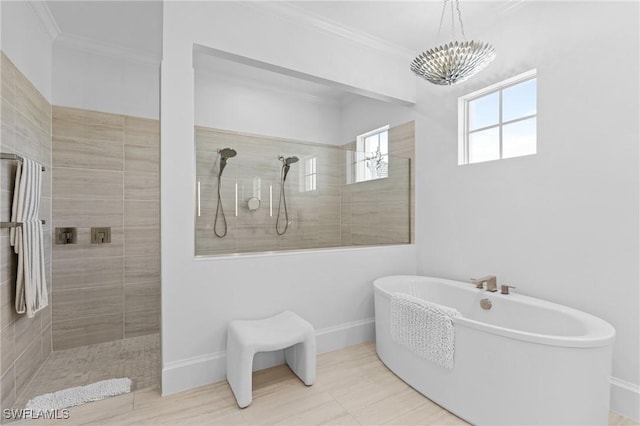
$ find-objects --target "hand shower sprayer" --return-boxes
[214,148,237,238]
[217,147,237,178]
[276,155,299,235]
[282,155,299,181]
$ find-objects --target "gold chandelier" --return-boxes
[410,0,496,86]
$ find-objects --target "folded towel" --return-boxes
[390,292,461,369]
[10,158,47,318]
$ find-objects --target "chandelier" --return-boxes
[411,0,496,86]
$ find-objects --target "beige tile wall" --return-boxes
[341,121,415,246]
[0,52,53,415]
[51,107,159,350]
[195,128,344,255]
[194,123,414,256]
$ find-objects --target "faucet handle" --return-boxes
[501,285,516,295]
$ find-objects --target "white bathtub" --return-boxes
[373,275,615,426]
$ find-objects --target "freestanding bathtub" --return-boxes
[374,275,615,426]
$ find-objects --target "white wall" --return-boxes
[195,71,341,145]
[52,43,159,119]
[341,2,639,419]
[1,1,53,101]
[161,1,417,395]
[418,1,639,418]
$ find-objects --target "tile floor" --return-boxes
[14,341,638,425]
[15,333,159,410]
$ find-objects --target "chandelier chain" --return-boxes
[455,0,467,40]
[436,0,449,39]
[450,0,455,39]
[437,0,467,41]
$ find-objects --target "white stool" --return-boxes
[226,310,316,408]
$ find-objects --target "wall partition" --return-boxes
[194,122,413,256]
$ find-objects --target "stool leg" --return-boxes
[284,334,316,386]
[227,332,255,408]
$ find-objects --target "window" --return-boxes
[459,70,537,165]
[301,157,317,192]
[348,125,389,183]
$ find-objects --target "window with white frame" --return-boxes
[301,157,317,192]
[348,125,389,183]
[459,70,537,165]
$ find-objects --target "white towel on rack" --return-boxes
[390,292,460,370]
[10,158,47,318]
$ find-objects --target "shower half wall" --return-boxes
[195,121,414,256]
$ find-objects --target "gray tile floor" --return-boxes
[15,333,160,409]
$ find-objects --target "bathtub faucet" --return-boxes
[471,275,498,292]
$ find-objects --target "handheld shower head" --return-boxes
[218,148,237,160]
[285,156,299,165]
[279,155,299,182]
[217,148,237,177]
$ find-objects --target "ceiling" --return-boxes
[46,1,163,56]
[280,1,521,52]
[44,1,521,101]
[45,0,522,57]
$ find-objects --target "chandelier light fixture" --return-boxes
[411,0,496,86]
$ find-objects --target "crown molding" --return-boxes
[25,0,160,67]
[495,0,529,16]
[55,33,161,67]
[194,68,342,107]
[27,0,61,41]
[246,2,415,60]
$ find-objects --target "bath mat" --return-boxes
[25,378,132,411]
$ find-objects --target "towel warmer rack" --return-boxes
[0,220,46,229]
[0,152,46,171]
[1,152,47,228]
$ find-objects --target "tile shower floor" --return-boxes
[15,333,159,409]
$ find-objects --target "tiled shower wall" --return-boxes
[0,53,53,413]
[341,121,415,245]
[195,121,414,256]
[195,128,344,254]
[51,106,160,350]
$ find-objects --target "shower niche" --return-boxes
[193,48,414,256]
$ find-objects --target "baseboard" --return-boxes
[611,377,640,422]
[316,317,375,354]
[161,317,375,395]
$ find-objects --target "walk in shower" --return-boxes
[194,122,414,256]
[1,44,160,416]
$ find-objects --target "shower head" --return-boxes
[285,156,299,165]
[218,148,237,160]
[279,156,299,166]
[279,155,299,182]
[217,148,237,177]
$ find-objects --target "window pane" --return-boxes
[364,134,378,153]
[379,131,388,155]
[503,79,536,122]
[469,92,499,130]
[469,128,500,164]
[503,118,536,159]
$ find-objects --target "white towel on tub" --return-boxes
[390,292,461,370]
